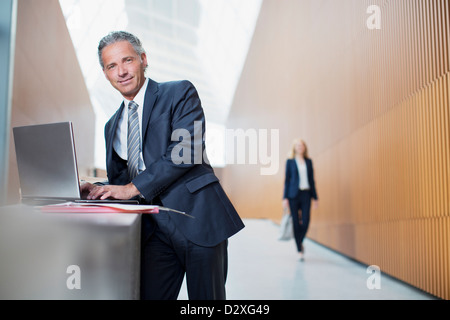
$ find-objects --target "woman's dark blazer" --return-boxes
[283,158,318,200]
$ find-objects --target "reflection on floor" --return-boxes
[178,219,438,300]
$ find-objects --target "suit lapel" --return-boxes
[141,78,159,141]
[106,102,125,164]
[306,158,312,179]
[291,158,299,176]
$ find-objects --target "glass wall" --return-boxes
[59,0,262,169]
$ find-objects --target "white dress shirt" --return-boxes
[113,78,149,172]
[295,158,310,191]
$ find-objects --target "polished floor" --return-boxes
[178,219,438,300]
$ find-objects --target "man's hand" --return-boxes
[80,181,96,198]
[86,183,141,200]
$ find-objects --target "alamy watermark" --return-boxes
[366,265,381,290]
[171,121,280,176]
[367,5,381,30]
[66,265,81,290]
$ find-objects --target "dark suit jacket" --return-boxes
[104,78,244,247]
[283,158,318,200]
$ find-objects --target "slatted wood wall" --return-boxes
[225,0,449,299]
[306,0,450,300]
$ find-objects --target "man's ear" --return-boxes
[141,53,148,69]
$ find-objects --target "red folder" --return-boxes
[39,202,193,218]
[40,202,159,214]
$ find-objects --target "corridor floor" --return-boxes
[178,219,438,300]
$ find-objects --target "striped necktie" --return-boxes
[127,101,141,180]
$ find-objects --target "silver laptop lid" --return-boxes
[13,122,81,201]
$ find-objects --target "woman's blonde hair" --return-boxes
[288,138,309,159]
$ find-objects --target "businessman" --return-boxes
[81,31,244,300]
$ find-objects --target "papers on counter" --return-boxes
[39,202,193,218]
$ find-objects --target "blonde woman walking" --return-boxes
[282,139,318,260]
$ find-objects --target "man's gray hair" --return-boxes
[98,31,146,69]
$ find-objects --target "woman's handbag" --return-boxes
[278,208,293,241]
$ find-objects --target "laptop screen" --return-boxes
[13,122,82,201]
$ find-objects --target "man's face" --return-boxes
[102,40,148,101]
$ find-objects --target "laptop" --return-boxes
[13,122,138,206]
